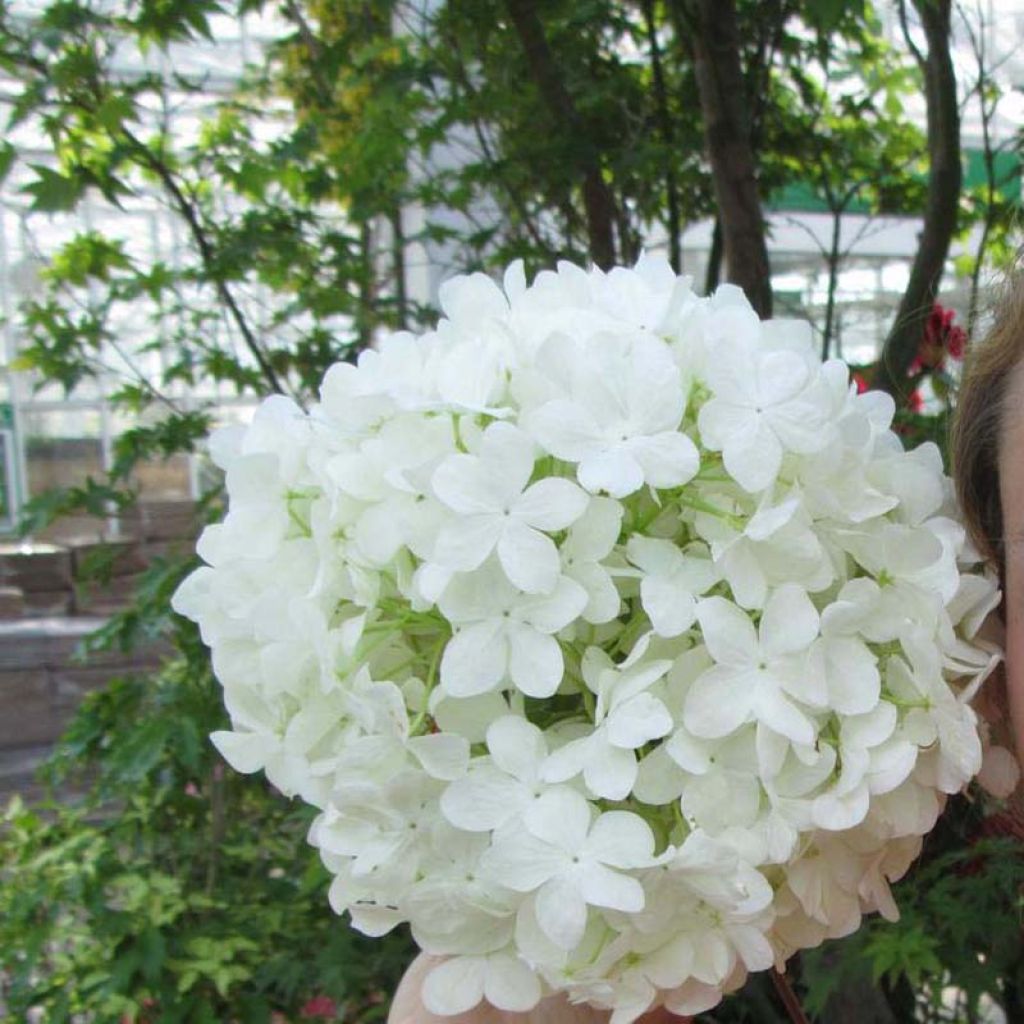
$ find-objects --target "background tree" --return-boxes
[0,1,1021,1020]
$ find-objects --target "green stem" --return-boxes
[409,636,447,735]
[677,493,744,530]
[634,498,680,533]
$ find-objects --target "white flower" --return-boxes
[893,629,983,793]
[311,770,442,880]
[684,586,825,746]
[812,702,902,830]
[626,535,718,637]
[481,789,656,949]
[561,496,624,624]
[174,255,1000,1015]
[837,522,954,639]
[422,952,542,1015]
[406,829,517,955]
[542,641,674,800]
[438,561,587,698]
[697,321,833,492]
[693,488,833,610]
[440,716,553,831]
[431,421,588,593]
[524,332,699,497]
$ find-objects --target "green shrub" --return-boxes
[0,650,412,1024]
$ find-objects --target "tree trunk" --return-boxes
[704,215,723,296]
[389,206,407,330]
[822,207,843,360]
[874,0,960,396]
[676,0,772,316]
[641,0,681,273]
[504,0,618,270]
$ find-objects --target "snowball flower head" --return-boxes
[174,255,1009,1022]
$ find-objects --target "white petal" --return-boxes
[568,497,623,560]
[483,954,542,1013]
[628,431,700,488]
[498,520,561,593]
[487,715,546,780]
[844,701,898,749]
[641,575,697,637]
[978,745,1020,798]
[432,455,501,515]
[432,690,510,743]
[606,693,674,748]
[440,270,509,322]
[479,422,537,495]
[754,686,817,746]
[349,905,404,937]
[433,516,502,571]
[525,788,592,851]
[756,349,809,406]
[535,876,588,950]
[421,956,487,1016]
[724,418,783,493]
[665,728,713,774]
[697,398,748,449]
[440,620,508,697]
[727,924,775,972]
[211,730,273,774]
[481,831,566,892]
[541,734,592,784]
[515,478,588,531]
[813,783,870,830]
[579,862,645,913]
[633,746,688,803]
[572,563,622,624]
[824,637,880,715]
[760,584,819,658]
[696,597,759,666]
[720,543,767,610]
[578,446,645,498]
[583,742,638,800]
[354,502,407,565]
[506,623,564,698]
[684,666,756,738]
[518,576,588,632]
[440,768,528,831]
[664,980,723,1017]
[626,534,683,574]
[407,733,470,780]
[527,399,602,462]
[503,259,526,300]
[585,811,655,866]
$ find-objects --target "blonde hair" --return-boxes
[952,274,1024,570]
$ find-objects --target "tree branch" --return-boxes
[640,0,681,272]
[672,0,772,316]
[504,0,618,269]
[875,0,960,396]
[121,128,288,397]
[771,968,811,1024]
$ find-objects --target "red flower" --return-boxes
[907,389,924,413]
[852,371,869,394]
[301,995,338,1019]
[912,302,965,374]
[947,324,966,360]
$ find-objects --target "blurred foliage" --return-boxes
[0,615,412,1023]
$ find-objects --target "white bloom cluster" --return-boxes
[173,256,1013,1022]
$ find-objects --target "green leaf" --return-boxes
[0,142,15,186]
[21,165,85,212]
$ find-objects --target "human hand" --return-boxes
[388,955,692,1024]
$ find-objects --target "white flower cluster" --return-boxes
[173,256,1013,1022]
